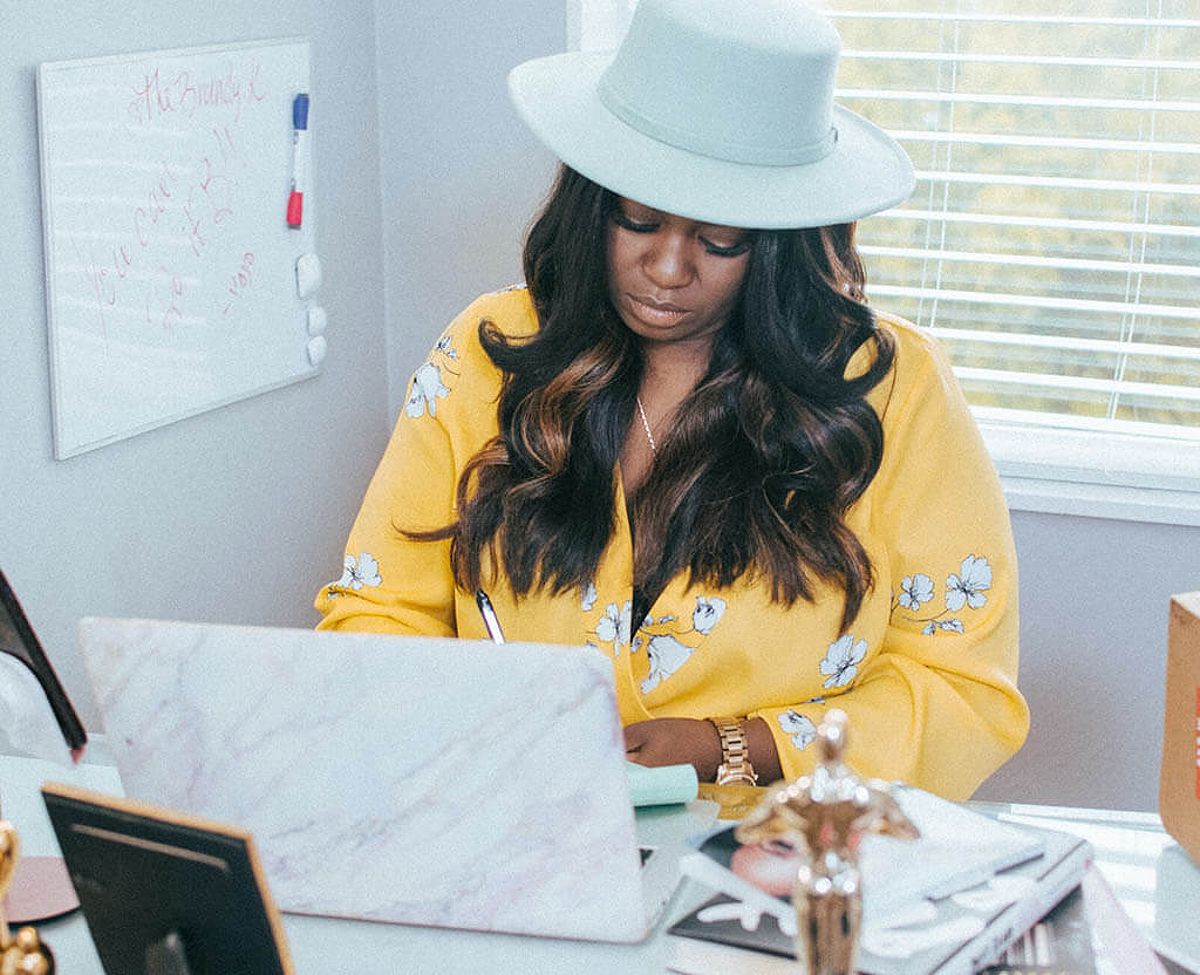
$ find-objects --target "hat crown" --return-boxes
[598,0,841,167]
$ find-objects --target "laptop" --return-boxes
[78,617,687,943]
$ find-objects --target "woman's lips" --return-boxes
[627,294,689,326]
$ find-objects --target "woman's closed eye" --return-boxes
[611,209,659,234]
[699,235,751,258]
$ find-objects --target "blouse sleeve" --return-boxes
[313,308,487,637]
[752,327,1030,801]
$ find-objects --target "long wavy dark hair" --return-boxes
[418,165,895,631]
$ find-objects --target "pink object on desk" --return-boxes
[1082,865,1167,974]
[4,855,79,924]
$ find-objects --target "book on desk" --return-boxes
[667,790,1092,975]
[982,863,1169,975]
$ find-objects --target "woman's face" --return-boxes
[606,196,751,349]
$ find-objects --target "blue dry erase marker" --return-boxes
[287,93,309,227]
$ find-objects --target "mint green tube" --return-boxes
[625,761,699,807]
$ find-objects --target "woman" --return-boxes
[317,0,1029,800]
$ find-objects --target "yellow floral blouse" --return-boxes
[316,287,1029,801]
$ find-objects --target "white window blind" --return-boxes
[831,5,1200,461]
[571,1,1200,516]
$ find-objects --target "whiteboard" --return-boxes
[37,39,318,458]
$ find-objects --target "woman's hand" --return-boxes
[624,717,783,783]
[624,717,723,780]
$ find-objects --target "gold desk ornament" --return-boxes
[0,822,55,975]
[735,710,918,975]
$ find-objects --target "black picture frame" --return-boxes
[42,782,294,975]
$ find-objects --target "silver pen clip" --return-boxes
[475,589,506,644]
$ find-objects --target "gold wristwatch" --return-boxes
[710,717,758,786]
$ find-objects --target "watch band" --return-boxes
[710,717,759,786]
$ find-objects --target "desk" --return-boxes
[3,750,1199,974]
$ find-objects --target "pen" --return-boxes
[287,93,309,228]
[475,589,506,644]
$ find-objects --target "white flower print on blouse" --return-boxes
[405,362,451,418]
[898,573,934,611]
[594,601,632,653]
[642,634,694,694]
[332,552,382,592]
[404,331,461,419]
[581,590,728,690]
[778,710,817,750]
[820,634,867,689]
[692,596,727,635]
[946,555,992,611]
[892,554,992,637]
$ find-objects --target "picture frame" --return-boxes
[41,783,293,975]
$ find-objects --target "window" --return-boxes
[570,1,1200,524]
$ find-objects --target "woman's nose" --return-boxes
[642,233,694,288]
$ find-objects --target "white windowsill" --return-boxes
[978,420,1200,528]
[999,475,1200,527]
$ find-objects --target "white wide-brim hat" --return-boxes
[509,0,915,230]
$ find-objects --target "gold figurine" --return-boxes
[0,822,55,975]
[0,822,19,949]
[736,710,918,975]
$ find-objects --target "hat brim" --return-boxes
[509,52,915,231]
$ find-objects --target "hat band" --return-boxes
[598,77,838,168]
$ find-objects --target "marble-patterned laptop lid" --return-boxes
[78,618,648,942]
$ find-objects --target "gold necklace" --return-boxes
[635,396,658,454]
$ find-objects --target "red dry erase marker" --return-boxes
[287,93,309,228]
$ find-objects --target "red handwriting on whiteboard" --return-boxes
[210,124,239,165]
[181,191,208,257]
[78,139,234,337]
[129,67,174,123]
[128,60,266,125]
[134,162,178,247]
[71,60,269,345]
[145,266,185,332]
[72,236,113,344]
[222,252,256,317]
[199,127,239,224]
[112,244,134,280]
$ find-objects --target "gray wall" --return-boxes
[373,0,563,417]
[976,512,1200,812]
[1,1,390,723]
